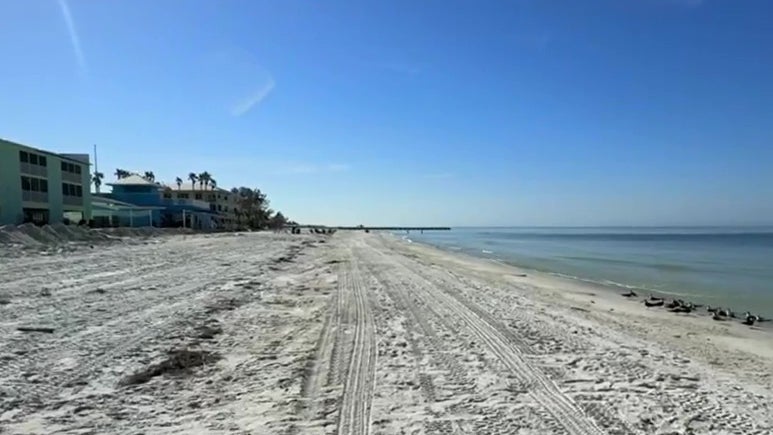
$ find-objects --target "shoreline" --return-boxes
[2,231,772,433]
[388,233,773,364]
[399,233,773,322]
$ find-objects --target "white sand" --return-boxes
[1,232,771,434]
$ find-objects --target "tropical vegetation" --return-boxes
[92,171,104,193]
[112,168,294,230]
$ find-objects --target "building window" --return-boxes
[217,205,222,211]
[60,162,83,175]
[39,156,47,167]
[21,176,48,192]
[20,151,29,163]
[30,154,38,165]
[195,193,202,200]
[178,193,189,199]
[163,193,172,199]
[61,182,83,197]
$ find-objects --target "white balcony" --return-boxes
[63,195,83,207]
[22,191,49,203]
[20,163,48,178]
[62,172,82,184]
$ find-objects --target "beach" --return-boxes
[1,231,772,434]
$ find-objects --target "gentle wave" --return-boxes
[558,255,697,273]
[408,227,773,316]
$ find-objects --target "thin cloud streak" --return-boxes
[58,0,87,75]
[231,77,275,116]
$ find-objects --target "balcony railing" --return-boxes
[20,163,48,177]
[165,198,212,210]
[63,195,83,207]
[22,191,49,203]
[62,172,82,184]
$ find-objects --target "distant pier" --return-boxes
[334,226,450,231]
[290,225,450,233]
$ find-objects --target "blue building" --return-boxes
[99,174,218,228]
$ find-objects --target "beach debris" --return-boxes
[670,302,695,314]
[621,290,638,298]
[644,298,665,307]
[119,349,220,386]
[712,311,728,321]
[17,326,55,334]
[743,312,768,325]
[195,321,223,340]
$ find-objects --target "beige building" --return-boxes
[162,182,237,228]
[0,138,92,225]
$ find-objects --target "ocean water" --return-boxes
[404,227,773,316]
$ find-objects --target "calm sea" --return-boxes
[404,227,773,316]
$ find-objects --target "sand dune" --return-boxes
[1,232,771,434]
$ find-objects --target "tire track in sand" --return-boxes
[363,237,604,435]
[336,249,377,435]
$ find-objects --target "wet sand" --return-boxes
[1,231,772,434]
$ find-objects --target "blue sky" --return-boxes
[1,0,772,226]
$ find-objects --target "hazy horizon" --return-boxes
[2,0,772,227]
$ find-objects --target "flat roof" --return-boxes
[106,174,161,187]
[0,137,92,166]
[161,181,231,193]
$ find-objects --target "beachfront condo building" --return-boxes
[99,174,222,229]
[0,138,92,226]
[161,182,237,228]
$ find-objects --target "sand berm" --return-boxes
[1,231,772,434]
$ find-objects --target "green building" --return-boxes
[0,138,92,226]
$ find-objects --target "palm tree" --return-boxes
[209,178,217,190]
[92,171,104,193]
[188,172,198,189]
[175,177,183,190]
[114,168,128,179]
[198,171,211,190]
[143,171,155,182]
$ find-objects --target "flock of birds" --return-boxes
[621,290,769,326]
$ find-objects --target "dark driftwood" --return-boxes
[17,327,55,333]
